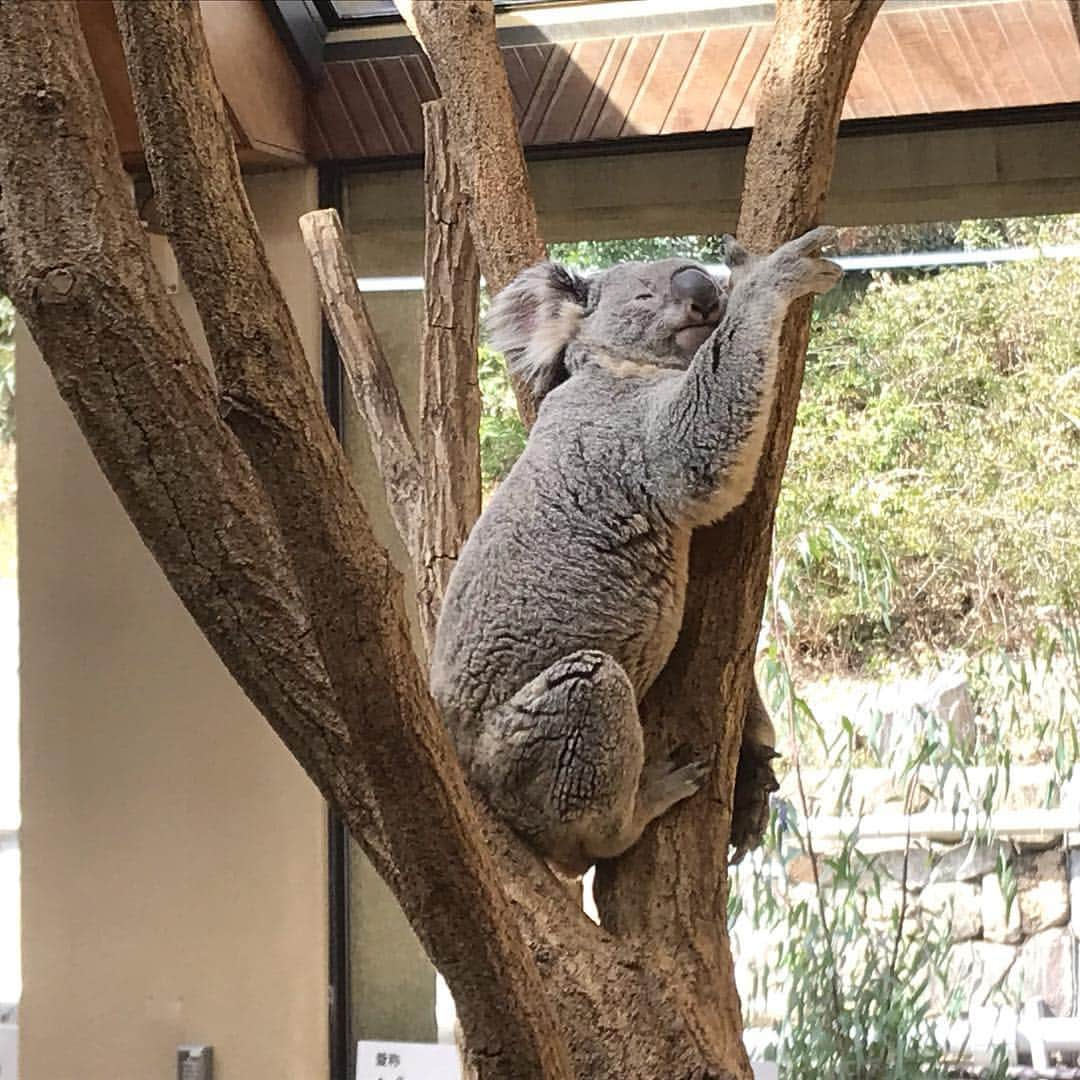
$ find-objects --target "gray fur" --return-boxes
[432,228,842,874]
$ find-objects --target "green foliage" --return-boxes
[549,234,727,269]
[478,341,526,490]
[783,224,1080,664]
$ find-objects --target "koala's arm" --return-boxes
[647,227,841,518]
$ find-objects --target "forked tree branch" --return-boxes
[0,2,570,1075]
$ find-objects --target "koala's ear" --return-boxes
[485,262,589,401]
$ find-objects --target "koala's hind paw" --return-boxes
[640,745,712,820]
[729,740,780,864]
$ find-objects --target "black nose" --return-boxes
[671,266,720,319]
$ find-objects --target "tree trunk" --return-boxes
[0,0,881,1077]
[595,1,882,1073]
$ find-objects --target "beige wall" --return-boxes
[17,169,329,1079]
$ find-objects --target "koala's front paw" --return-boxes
[767,225,843,300]
[729,739,780,863]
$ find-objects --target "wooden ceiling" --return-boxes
[308,0,1080,161]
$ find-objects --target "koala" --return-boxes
[430,228,842,875]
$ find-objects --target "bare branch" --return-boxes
[395,0,543,424]
[299,208,423,557]
[415,100,483,650]
[395,0,543,296]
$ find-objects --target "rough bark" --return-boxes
[299,208,424,558]
[595,1,883,1074]
[1,4,570,1077]
[415,100,483,648]
[395,0,544,424]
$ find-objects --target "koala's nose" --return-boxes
[671,266,720,320]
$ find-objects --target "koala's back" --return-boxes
[430,363,690,764]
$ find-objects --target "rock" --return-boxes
[1016,850,1069,934]
[1019,928,1076,1018]
[930,841,1007,884]
[982,871,1023,944]
[786,853,833,887]
[869,669,976,761]
[1069,849,1080,937]
[940,942,1019,1010]
[919,882,981,941]
[874,849,932,890]
[862,881,907,927]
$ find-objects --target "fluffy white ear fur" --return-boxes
[485,262,588,400]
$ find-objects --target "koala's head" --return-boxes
[486,257,729,401]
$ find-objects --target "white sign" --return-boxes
[356,1040,460,1080]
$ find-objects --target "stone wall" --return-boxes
[732,765,1080,1028]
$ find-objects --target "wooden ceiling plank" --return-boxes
[402,52,439,104]
[537,37,614,144]
[626,30,704,135]
[730,25,773,129]
[520,43,572,144]
[708,24,768,130]
[517,45,555,121]
[359,60,413,156]
[662,26,745,134]
[659,30,707,134]
[993,1,1061,104]
[957,3,1032,107]
[888,9,961,114]
[520,43,553,85]
[575,37,630,140]
[1024,0,1080,99]
[592,34,662,140]
[315,70,367,159]
[333,62,393,157]
[863,12,930,116]
[503,48,536,119]
[942,5,1005,109]
[917,7,978,113]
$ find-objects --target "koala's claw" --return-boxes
[788,225,838,256]
[640,746,712,818]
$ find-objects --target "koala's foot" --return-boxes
[472,649,647,875]
[729,738,780,864]
[638,743,711,823]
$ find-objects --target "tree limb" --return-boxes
[415,99,483,650]
[395,0,544,423]
[298,208,423,559]
[595,0,882,1069]
[0,0,361,850]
